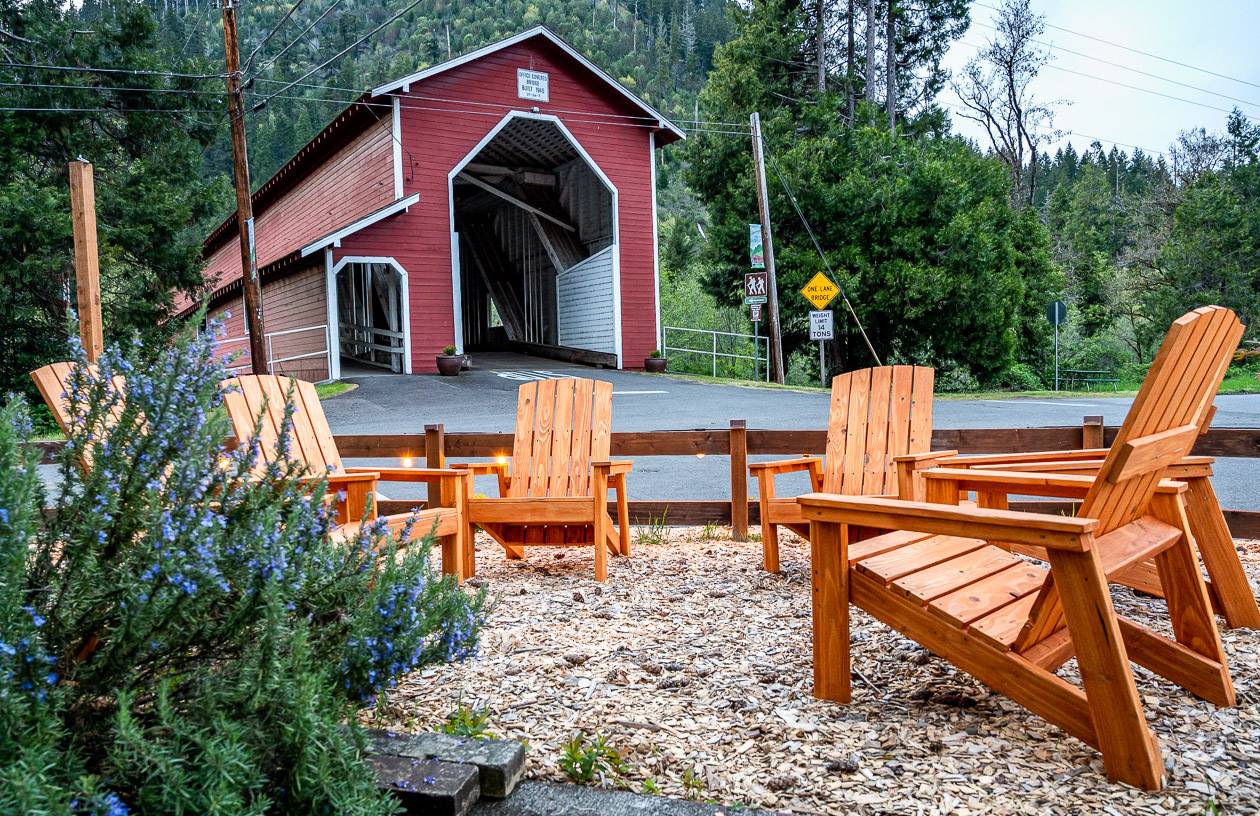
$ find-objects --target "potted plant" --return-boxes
[436,344,462,376]
[644,349,667,373]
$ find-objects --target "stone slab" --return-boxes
[469,781,776,816]
[368,729,526,798]
[369,754,480,816]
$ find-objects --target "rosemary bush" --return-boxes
[0,330,484,815]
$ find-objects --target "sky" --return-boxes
[937,0,1260,160]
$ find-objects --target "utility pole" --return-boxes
[749,112,784,384]
[885,0,896,130]
[68,159,104,363]
[221,0,268,374]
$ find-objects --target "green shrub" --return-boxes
[996,362,1044,391]
[559,733,628,785]
[0,328,485,814]
[935,363,980,393]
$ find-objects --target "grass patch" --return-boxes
[315,380,357,399]
[634,510,672,547]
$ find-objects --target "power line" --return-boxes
[970,20,1260,111]
[957,40,1235,116]
[3,61,223,80]
[250,77,750,129]
[243,0,306,75]
[249,0,429,112]
[972,0,1260,91]
[250,0,346,76]
[0,80,223,96]
[246,88,748,136]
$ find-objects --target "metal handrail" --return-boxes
[663,326,769,381]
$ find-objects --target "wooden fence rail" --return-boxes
[32,418,1260,538]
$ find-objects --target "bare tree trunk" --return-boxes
[864,0,876,100]
[886,0,896,130]
[816,0,826,94]
[846,0,855,119]
[632,0,638,51]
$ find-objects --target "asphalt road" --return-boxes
[325,353,1260,511]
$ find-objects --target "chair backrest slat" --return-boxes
[508,377,611,499]
[31,361,78,434]
[221,374,344,477]
[822,365,934,496]
[1015,306,1244,650]
[31,361,129,470]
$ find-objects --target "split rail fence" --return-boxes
[33,416,1260,540]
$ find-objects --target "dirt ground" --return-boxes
[366,529,1260,816]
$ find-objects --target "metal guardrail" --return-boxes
[663,326,769,381]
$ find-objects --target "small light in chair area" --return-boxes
[695,452,705,459]
[401,455,413,467]
[496,454,508,464]
[217,455,232,471]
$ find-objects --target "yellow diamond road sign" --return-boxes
[801,272,839,310]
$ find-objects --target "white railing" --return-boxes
[663,326,769,381]
[222,324,332,379]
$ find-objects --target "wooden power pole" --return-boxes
[221,0,268,374]
[68,159,104,363]
[749,112,785,384]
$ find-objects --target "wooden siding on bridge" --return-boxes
[201,118,395,294]
[215,263,329,382]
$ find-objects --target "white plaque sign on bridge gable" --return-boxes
[517,69,550,102]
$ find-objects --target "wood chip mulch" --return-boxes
[364,530,1260,816]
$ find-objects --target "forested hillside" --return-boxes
[146,0,735,189]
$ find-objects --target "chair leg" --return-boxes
[593,472,609,582]
[1183,476,1260,629]
[615,477,630,556]
[458,476,476,584]
[1150,493,1235,706]
[756,471,780,573]
[810,519,850,704]
[1048,546,1164,790]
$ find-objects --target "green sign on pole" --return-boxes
[749,224,765,269]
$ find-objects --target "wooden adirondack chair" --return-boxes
[750,365,945,573]
[799,306,1243,790]
[220,374,468,579]
[456,378,631,582]
[901,410,1260,630]
[31,361,128,469]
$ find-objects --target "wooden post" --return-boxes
[425,423,446,468]
[729,419,748,541]
[221,0,268,374]
[68,160,103,362]
[1082,415,1104,449]
[750,112,785,384]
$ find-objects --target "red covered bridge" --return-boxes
[188,26,684,379]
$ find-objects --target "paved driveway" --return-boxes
[325,354,1260,511]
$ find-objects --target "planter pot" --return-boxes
[644,357,667,373]
[436,355,463,376]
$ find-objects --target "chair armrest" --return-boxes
[748,456,821,474]
[892,450,959,467]
[936,449,1109,467]
[797,492,1096,551]
[592,460,633,476]
[346,466,464,483]
[922,467,1187,498]
[325,471,380,486]
[449,461,511,476]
